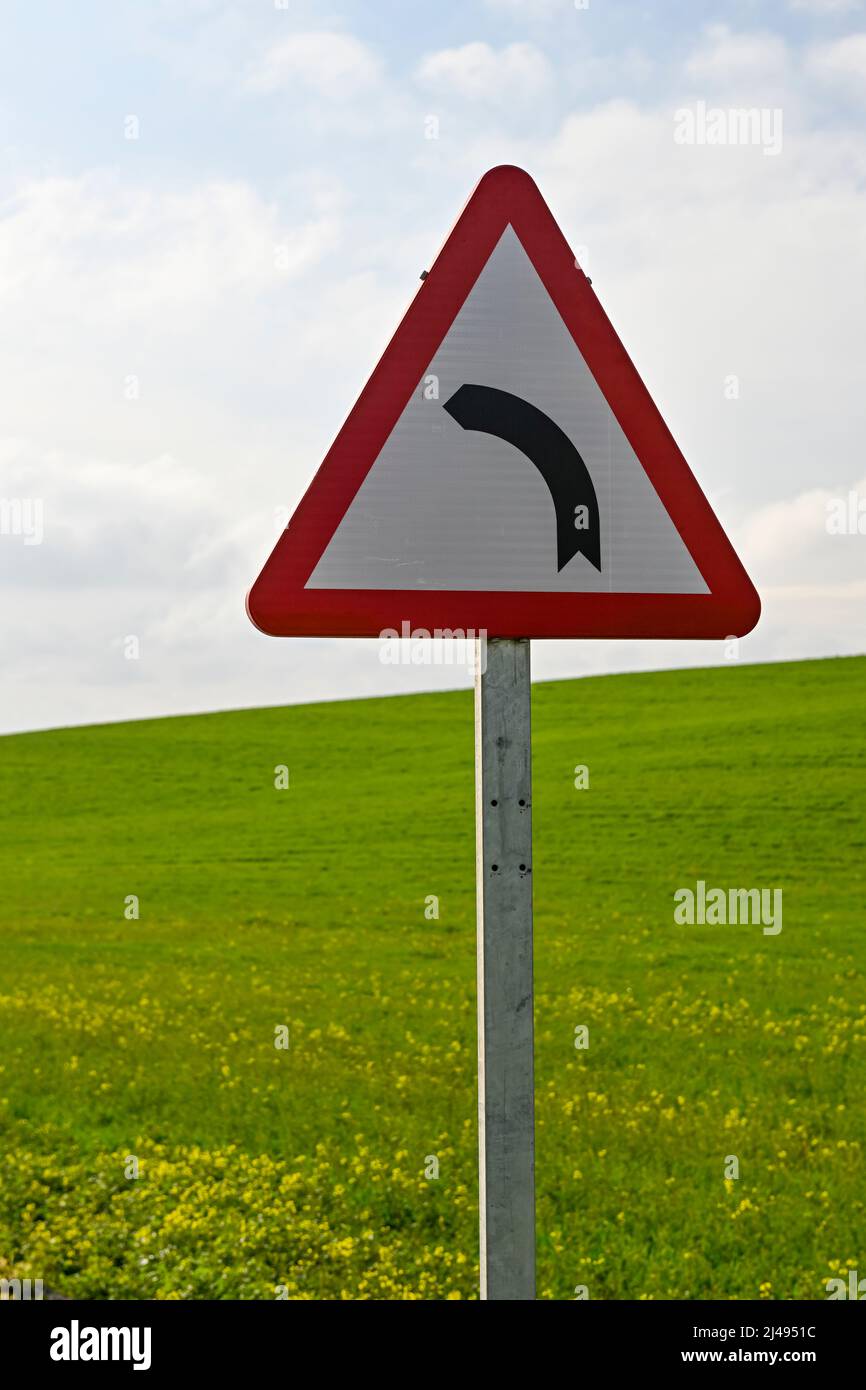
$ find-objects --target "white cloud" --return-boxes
[0,175,338,319]
[0,442,228,590]
[244,31,382,98]
[740,477,866,585]
[808,32,866,92]
[788,0,862,13]
[416,41,551,102]
[484,0,569,14]
[735,479,866,662]
[0,166,358,575]
[684,24,790,86]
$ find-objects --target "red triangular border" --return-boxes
[247,166,760,640]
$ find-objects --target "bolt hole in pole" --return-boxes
[475,636,535,1300]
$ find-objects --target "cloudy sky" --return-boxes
[1,0,864,733]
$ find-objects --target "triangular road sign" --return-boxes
[248,166,759,640]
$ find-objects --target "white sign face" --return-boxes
[249,165,759,642]
[307,227,708,596]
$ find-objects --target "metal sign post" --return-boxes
[247,165,761,1306]
[475,637,535,1300]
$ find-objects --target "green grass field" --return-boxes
[1,654,864,1300]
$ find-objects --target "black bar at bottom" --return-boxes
[0,1297,861,1375]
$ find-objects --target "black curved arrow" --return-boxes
[442,383,601,573]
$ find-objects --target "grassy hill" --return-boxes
[0,655,864,1300]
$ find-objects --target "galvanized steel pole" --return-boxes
[475,636,535,1300]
